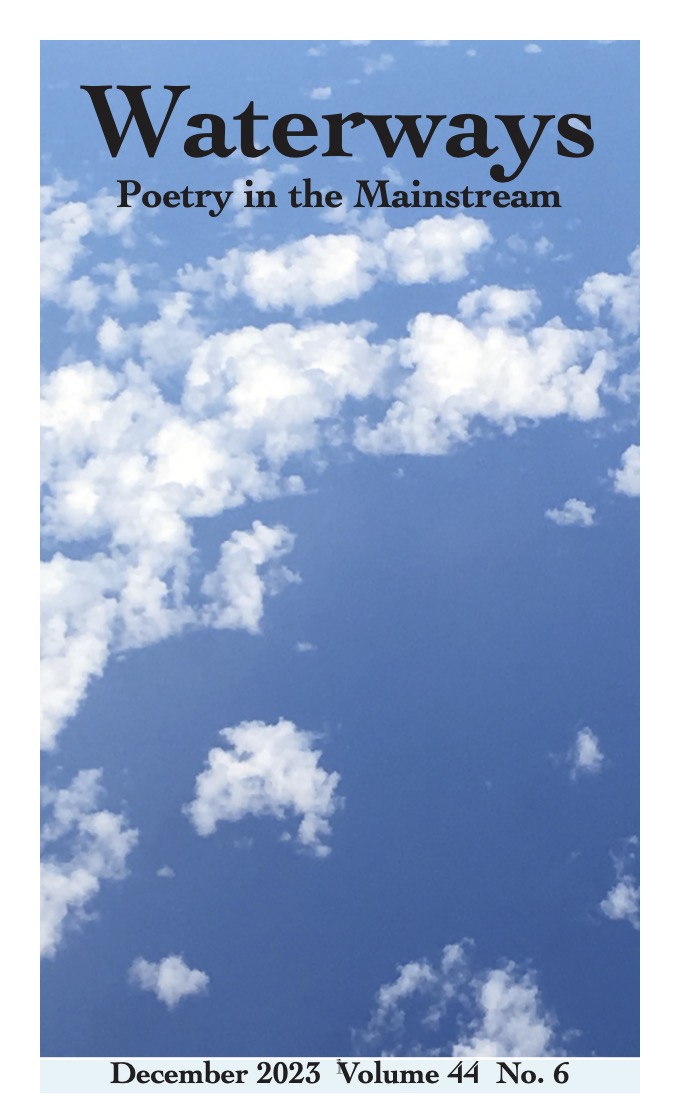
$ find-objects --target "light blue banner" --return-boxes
[41,1057,640,1093]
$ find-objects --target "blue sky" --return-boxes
[40,39,639,1059]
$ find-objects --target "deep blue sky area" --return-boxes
[40,40,639,1059]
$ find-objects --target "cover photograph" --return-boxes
[40,39,640,1083]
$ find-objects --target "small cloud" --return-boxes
[129,954,209,1009]
[466,49,477,57]
[415,41,450,47]
[609,444,640,497]
[306,45,326,57]
[294,641,316,653]
[545,499,595,528]
[363,53,394,75]
[524,43,542,54]
[341,40,371,46]
[156,865,175,879]
[569,727,604,779]
[381,164,404,185]
[600,837,639,929]
[310,86,332,101]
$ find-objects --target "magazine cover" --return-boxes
[40,39,640,1093]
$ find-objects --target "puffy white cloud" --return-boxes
[41,770,138,957]
[359,940,563,1056]
[610,444,640,497]
[457,285,539,327]
[356,299,611,455]
[184,719,341,856]
[310,86,331,100]
[201,521,298,634]
[129,954,209,1008]
[545,499,596,528]
[157,866,175,878]
[41,183,133,311]
[384,217,492,285]
[178,215,492,314]
[568,727,604,777]
[524,43,543,54]
[452,966,556,1057]
[577,248,639,336]
[600,878,640,928]
[600,837,639,929]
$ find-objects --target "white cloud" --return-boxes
[362,53,394,75]
[184,719,341,856]
[310,86,332,100]
[524,43,543,54]
[600,878,640,928]
[457,285,539,328]
[294,641,316,653]
[415,41,450,47]
[610,444,640,497]
[129,954,209,1008]
[545,498,596,528]
[568,727,604,777]
[41,183,133,312]
[384,216,492,286]
[356,299,611,455]
[600,837,639,929]
[179,215,491,315]
[40,517,298,749]
[157,865,175,878]
[577,248,639,336]
[41,770,138,957]
[359,940,563,1056]
[40,316,396,746]
[201,521,298,634]
[41,184,633,755]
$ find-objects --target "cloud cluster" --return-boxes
[41,180,133,313]
[184,719,341,856]
[545,499,596,528]
[359,939,563,1056]
[41,181,628,757]
[41,521,297,749]
[178,216,492,315]
[41,769,138,956]
[129,954,209,1008]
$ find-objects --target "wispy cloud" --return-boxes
[41,770,138,956]
[357,939,566,1056]
[600,837,639,929]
